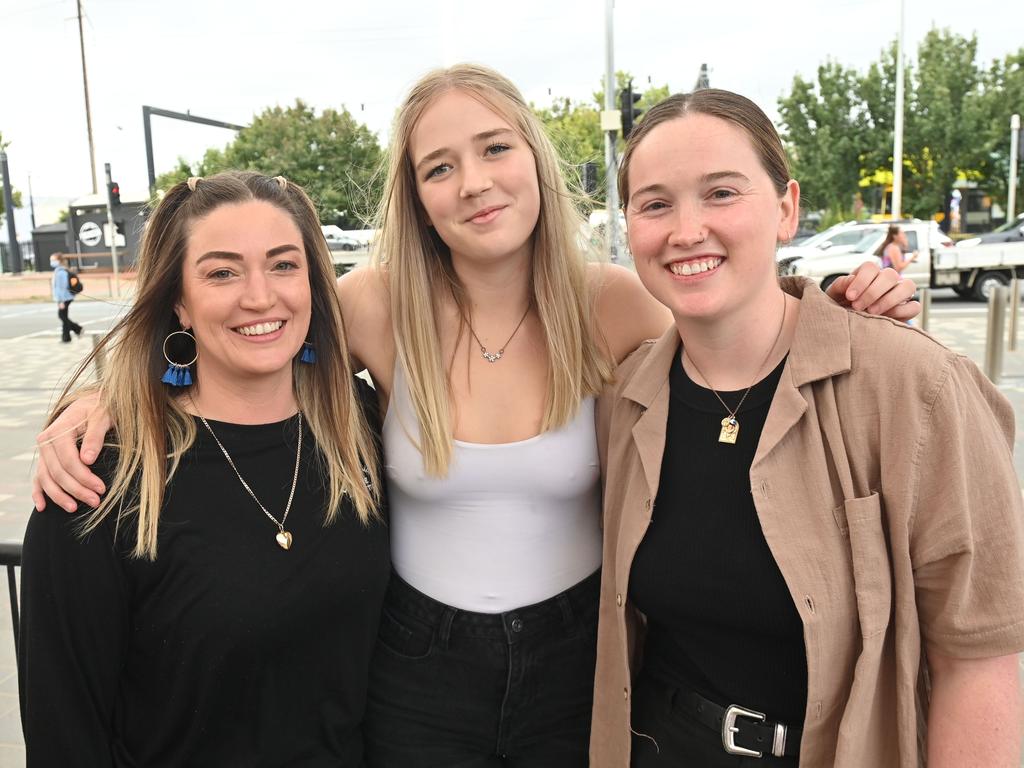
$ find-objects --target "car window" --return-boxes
[826,230,866,247]
[904,231,919,251]
[850,229,886,253]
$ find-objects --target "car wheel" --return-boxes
[972,271,1010,302]
[952,286,972,299]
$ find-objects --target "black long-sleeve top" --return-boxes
[19,402,390,767]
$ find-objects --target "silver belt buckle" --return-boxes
[722,704,766,758]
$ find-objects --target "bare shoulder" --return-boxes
[335,266,394,381]
[588,262,672,364]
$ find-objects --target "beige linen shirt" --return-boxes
[591,279,1024,767]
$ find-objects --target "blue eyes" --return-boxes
[424,143,512,180]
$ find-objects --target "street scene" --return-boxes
[2,0,1024,765]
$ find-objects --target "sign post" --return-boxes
[104,163,120,297]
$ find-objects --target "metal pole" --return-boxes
[28,174,36,232]
[919,287,931,332]
[985,285,1008,383]
[104,163,120,297]
[77,0,98,194]
[1011,278,1020,351]
[891,0,905,220]
[1009,114,1020,222]
[144,106,156,195]
[603,0,620,262]
[1,151,22,275]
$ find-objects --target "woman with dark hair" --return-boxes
[592,90,1024,767]
[880,223,917,273]
[20,172,387,766]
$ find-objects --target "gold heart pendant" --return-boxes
[275,530,293,550]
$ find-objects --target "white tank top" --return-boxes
[383,362,603,613]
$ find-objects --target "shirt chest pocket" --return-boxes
[834,493,893,639]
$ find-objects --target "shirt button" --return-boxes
[510,616,523,633]
[623,687,629,700]
[616,593,623,607]
[644,498,651,511]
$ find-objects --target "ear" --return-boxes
[174,301,192,330]
[777,179,800,243]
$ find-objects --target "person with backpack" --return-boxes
[50,253,83,342]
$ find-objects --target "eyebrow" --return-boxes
[630,171,751,200]
[414,128,516,173]
[195,244,301,265]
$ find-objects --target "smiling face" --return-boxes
[175,199,311,395]
[625,113,799,323]
[409,88,541,268]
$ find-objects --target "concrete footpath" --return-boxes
[1,288,1024,763]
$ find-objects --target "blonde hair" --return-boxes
[49,171,380,559]
[373,63,614,475]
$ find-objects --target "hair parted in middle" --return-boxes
[372,62,614,476]
[50,171,380,559]
[618,88,793,208]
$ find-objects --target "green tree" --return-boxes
[153,101,383,227]
[778,61,868,215]
[0,131,23,216]
[975,48,1024,208]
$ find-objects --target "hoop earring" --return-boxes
[161,330,198,387]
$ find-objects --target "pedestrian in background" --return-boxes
[880,224,917,274]
[50,253,82,342]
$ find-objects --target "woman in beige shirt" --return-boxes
[592,89,1024,767]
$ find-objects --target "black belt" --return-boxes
[673,687,802,759]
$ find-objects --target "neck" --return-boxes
[448,246,533,318]
[677,285,797,391]
[183,370,298,424]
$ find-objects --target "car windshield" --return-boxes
[850,229,886,253]
[993,216,1024,233]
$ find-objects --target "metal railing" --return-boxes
[0,541,22,664]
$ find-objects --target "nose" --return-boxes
[239,269,276,311]
[666,203,707,249]
[459,156,493,199]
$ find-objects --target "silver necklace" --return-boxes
[197,411,303,550]
[462,303,531,363]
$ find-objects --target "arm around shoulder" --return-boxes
[590,263,672,365]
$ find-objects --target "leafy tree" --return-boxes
[778,61,868,214]
[153,101,383,227]
[0,131,23,216]
[976,48,1024,207]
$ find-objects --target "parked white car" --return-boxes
[778,220,954,292]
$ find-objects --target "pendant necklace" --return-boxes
[462,302,532,363]
[197,411,303,550]
[684,293,787,445]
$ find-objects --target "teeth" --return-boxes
[669,257,722,276]
[237,321,283,336]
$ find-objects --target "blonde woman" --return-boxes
[20,172,386,766]
[593,90,1023,767]
[32,67,916,766]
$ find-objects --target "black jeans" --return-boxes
[364,570,600,768]
[631,676,800,767]
[57,300,82,341]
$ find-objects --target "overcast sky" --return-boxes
[3,0,1020,222]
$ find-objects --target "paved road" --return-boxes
[1,291,1023,764]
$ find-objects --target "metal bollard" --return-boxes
[918,287,931,332]
[985,285,1009,383]
[1010,279,1020,351]
[91,332,106,377]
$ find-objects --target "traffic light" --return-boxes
[107,180,121,208]
[619,81,643,139]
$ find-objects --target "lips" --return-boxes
[467,205,506,224]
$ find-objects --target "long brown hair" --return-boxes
[49,171,380,559]
[372,63,613,476]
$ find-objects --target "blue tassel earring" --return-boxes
[162,329,198,387]
[300,341,317,364]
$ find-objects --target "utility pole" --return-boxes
[28,174,36,231]
[891,0,905,220]
[695,63,710,90]
[601,0,621,261]
[1009,114,1020,222]
[77,0,98,193]
[1,151,22,275]
[104,163,120,296]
